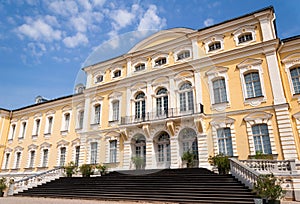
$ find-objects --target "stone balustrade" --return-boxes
[8,167,64,196]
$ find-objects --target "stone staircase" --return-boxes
[14,168,257,203]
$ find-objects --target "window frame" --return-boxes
[90,142,98,164]
[217,128,233,156]
[109,140,117,163]
[203,34,224,54]
[233,25,256,46]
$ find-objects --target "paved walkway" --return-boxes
[0,197,299,204]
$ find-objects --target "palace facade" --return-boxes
[1,6,300,179]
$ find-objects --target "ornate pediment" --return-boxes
[28,144,38,150]
[14,146,24,152]
[244,111,272,124]
[57,139,70,147]
[205,66,229,76]
[40,142,52,149]
[210,117,235,129]
[237,58,263,69]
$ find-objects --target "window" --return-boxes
[291,67,300,94]
[15,152,21,169]
[157,133,170,162]
[252,124,272,154]
[96,75,103,83]
[179,82,194,112]
[29,150,35,168]
[42,149,49,167]
[110,140,117,163]
[156,88,168,116]
[135,92,146,119]
[78,111,84,129]
[94,104,101,124]
[34,119,40,136]
[180,128,199,161]
[213,78,227,104]
[9,124,16,140]
[59,147,66,166]
[177,51,190,60]
[154,57,166,66]
[135,136,146,160]
[135,63,145,72]
[20,122,27,139]
[4,153,10,169]
[75,146,80,166]
[47,116,53,134]
[64,113,70,130]
[208,42,221,52]
[217,128,233,156]
[244,72,262,98]
[238,33,253,44]
[112,101,119,121]
[113,70,121,78]
[90,142,98,164]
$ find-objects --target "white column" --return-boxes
[86,73,93,89]
[170,137,179,169]
[146,82,153,115]
[198,134,210,169]
[146,139,154,169]
[83,97,91,131]
[194,71,202,111]
[122,141,132,170]
[126,88,131,117]
[264,51,286,105]
[257,16,275,41]
[169,77,176,109]
[191,37,199,60]
[126,58,132,77]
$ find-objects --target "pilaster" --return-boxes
[122,141,131,169]
[170,137,179,169]
[145,139,154,169]
[198,134,210,169]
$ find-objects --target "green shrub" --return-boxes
[208,153,230,174]
[79,164,94,177]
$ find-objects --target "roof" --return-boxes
[197,6,274,32]
[282,35,300,43]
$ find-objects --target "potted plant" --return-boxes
[64,161,77,177]
[96,164,108,176]
[208,153,230,175]
[0,177,7,197]
[252,174,285,204]
[79,164,94,177]
[182,151,195,168]
[131,156,145,170]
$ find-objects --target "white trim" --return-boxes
[152,54,169,68]
[282,53,300,98]
[232,25,256,46]
[173,47,192,63]
[203,34,224,54]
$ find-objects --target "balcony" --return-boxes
[121,103,203,125]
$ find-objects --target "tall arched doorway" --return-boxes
[155,132,171,168]
[179,128,199,167]
[131,134,146,169]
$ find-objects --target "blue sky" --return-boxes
[0,0,299,110]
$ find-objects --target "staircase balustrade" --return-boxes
[8,167,64,196]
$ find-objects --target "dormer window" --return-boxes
[96,75,103,83]
[177,51,190,60]
[238,33,253,44]
[154,57,166,67]
[208,42,221,52]
[113,70,121,78]
[135,63,145,72]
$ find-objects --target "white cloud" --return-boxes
[53,56,70,63]
[78,0,92,11]
[110,9,136,30]
[92,0,106,7]
[27,42,46,57]
[204,18,214,27]
[63,33,88,48]
[107,30,120,49]
[44,15,60,27]
[48,1,78,17]
[137,5,166,31]
[71,16,88,32]
[17,19,62,41]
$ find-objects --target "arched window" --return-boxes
[252,124,272,154]
[154,57,167,67]
[179,82,194,112]
[244,72,262,98]
[213,78,227,104]
[208,42,221,52]
[238,33,253,44]
[135,63,145,72]
[290,67,300,94]
[217,128,233,156]
[113,70,121,78]
[135,92,146,120]
[157,132,170,163]
[179,128,198,163]
[132,134,146,169]
[156,88,168,117]
[177,50,190,60]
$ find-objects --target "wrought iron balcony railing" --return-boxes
[121,103,203,125]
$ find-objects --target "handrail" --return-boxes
[8,167,64,196]
[229,158,260,189]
